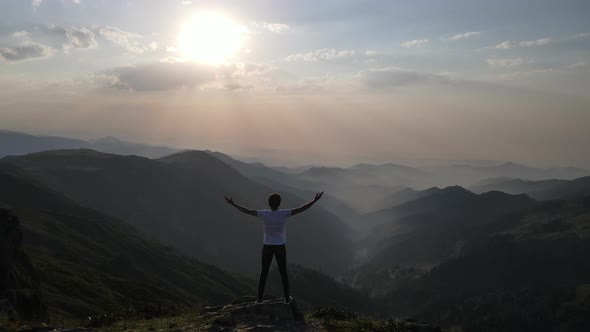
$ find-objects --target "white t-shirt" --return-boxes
[256,209,293,245]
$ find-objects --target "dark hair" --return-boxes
[268,193,281,210]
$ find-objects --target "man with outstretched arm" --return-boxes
[224,191,324,304]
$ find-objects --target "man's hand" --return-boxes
[225,196,257,216]
[314,192,324,202]
[224,196,234,205]
[292,191,324,216]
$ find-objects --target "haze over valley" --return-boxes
[1,1,590,331]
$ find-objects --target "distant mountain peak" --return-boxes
[302,166,344,175]
[23,148,117,158]
[440,185,472,194]
[89,136,124,144]
[0,130,180,158]
[161,149,209,159]
[423,186,442,194]
[496,161,530,169]
[350,162,419,170]
[158,150,234,169]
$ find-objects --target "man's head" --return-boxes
[268,193,281,210]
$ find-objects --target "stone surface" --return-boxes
[202,297,308,332]
[0,209,46,321]
[6,298,443,331]
[16,327,94,332]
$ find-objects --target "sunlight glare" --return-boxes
[178,11,245,65]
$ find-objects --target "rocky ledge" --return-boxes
[3,297,443,331]
[198,296,441,332]
[200,296,308,331]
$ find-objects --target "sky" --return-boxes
[0,0,589,167]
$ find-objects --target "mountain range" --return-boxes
[3,129,589,213]
[2,130,590,331]
[351,186,539,295]
[0,149,353,277]
[470,176,590,200]
[382,195,590,331]
[0,130,179,159]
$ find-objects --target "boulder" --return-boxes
[202,297,307,331]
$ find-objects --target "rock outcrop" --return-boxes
[198,296,442,331]
[6,296,443,331]
[0,209,46,321]
[200,296,308,331]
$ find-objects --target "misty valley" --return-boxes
[3,1,590,330]
[1,130,589,331]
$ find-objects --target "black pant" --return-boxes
[257,244,289,301]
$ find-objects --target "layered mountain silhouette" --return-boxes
[352,187,539,294]
[0,130,179,158]
[281,160,589,212]
[2,131,589,331]
[381,195,590,332]
[1,149,353,276]
[470,176,590,201]
[204,150,359,225]
[423,162,590,187]
[205,150,312,189]
[0,164,252,320]
[374,187,443,212]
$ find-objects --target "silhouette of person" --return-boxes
[224,191,324,304]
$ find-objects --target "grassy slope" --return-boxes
[0,165,252,321]
[382,197,590,332]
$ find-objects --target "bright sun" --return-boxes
[178,11,245,65]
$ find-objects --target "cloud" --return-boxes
[0,24,96,62]
[224,82,252,90]
[249,21,290,33]
[519,38,551,47]
[495,38,551,49]
[12,31,31,39]
[496,68,555,80]
[95,61,277,92]
[96,62,218,91]
[494,41,513,49]
[43,25,98,50]
[487,57,534,68]
[32,0,80,9]
[98,27,147,54]
[64,26,97,50]
[401,39,429,48]
[14,25,152,55]
[284,48,356,62]
[571,32,590,40]
[234,63,276,77]
[275,77,332,94]
[448,31,481,41]
[569,61,588,69]
[357,67,449,88]
[494,32,588,49]
[0,43,53,62]
[264,23,290,33]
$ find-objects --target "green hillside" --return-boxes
[352,187,538,294]
[381,196,590,331]
[0,165,252,321]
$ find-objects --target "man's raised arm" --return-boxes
[224,196,257,216]
[291,192,324,216]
